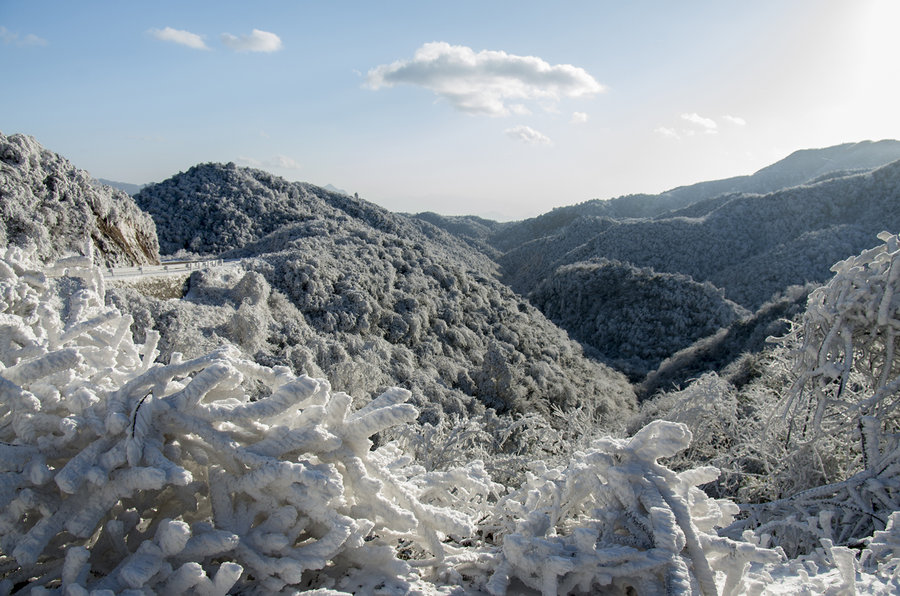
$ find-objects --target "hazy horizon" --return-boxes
[3,0,899,220]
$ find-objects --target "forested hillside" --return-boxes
[529,259,748,380]
[125,162,636,428]
[0,132,159,266]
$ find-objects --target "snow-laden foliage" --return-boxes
[636,233,900,561]
[5,250,900,594]
[0,132,159,267]
[474,419,785,596]
[529,259,748,381]
[0,249,482,594]
[727,231,900,555]
[125,163,636,426]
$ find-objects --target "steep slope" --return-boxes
[638,284,814,398]
[0,132,159,266]
[121,163,636,425]
[528,259,748,380]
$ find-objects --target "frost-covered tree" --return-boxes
[0,132,159,267]
[636,233,900,557]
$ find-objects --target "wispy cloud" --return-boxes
[148,27,208,50]
[238,155,302,170]
[0,26,48,47]
[681,112,718,132]
[367,42,604,117]
[654,126,680,139]
[723,114,747,126]
[505,125,553,145]
[221,29,282,53]
[571,111,589,124]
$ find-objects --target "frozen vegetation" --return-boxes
[126,162,635,428]
[4,133,900,593]
[528,259,748,381]
[471,153,900,388]
[3,205,900,594]
[0,133,159,268]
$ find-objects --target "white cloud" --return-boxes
[0,26,48,47]
[221,29,282,53]
[571,111,589,124]
[681,112,718,131]
[366,42,604,117]
[148,27,208,50]
[723,114,747,126]
[654,126,680,139]
[505,125,553,145]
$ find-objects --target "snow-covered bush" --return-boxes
[473,420,783,596]
[725,231,900,555]
[0,249,478,594]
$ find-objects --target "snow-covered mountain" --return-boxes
[5,133,900,594]
[0,132,159,266]
[480,139,900,251]
[128,162,636,425]
[528,259,749,380]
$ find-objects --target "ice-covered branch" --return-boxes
[0,250,472,593]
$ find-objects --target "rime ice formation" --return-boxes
[0,249,476,593]
[127,163,636,425]
[0,132,159,267]
[632,233,900,567]
[2,249,900,594]
[726,231,900,556]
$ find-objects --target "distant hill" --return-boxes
[127,162,636,423]
[96,178,145,196]
[529,259,748,380]
[498,157,900,306]
[402,141,896,386]
[0,132,159,266]
[486,139,900,251]
[323,183,350,195]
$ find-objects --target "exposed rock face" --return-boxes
[0,132,159,266]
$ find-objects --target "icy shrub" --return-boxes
[0,250,475,594]
[473,420,782,595]
[5,245,899,594]
[725,232,900,555]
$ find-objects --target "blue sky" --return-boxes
[2,1,898,220]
